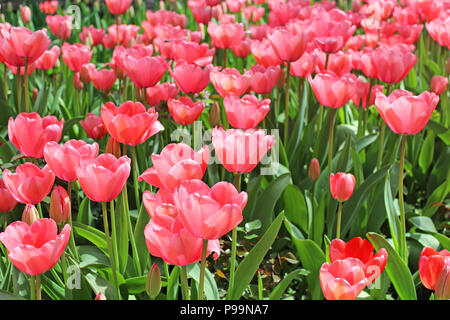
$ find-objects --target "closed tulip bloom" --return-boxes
[249,64,280,95]
[73,72,84,91]
[105,0,133,15]
[224,93,270,129]
[207,22,245,49]
[122,55,168,88]
[35,46,60,70]
[22,204,39,226]
[76,154,131,202]
[435,265,450,300]
[231,36,251,58]
[268,28,309,62]
[2,163,55,205]
[62,43,93,72]
[329,172,356,202]
[80,113,108,140]
[138,143,209,192]
[8,113,64,158]
[101,101,164,146]
[0,218,70,275]
[188,0,213,25]
[419,247,450,290]
[250,39,283,67]
[320,258,368,300]
[91,69,117,92]
[95,292,107,300]
[46,15,72,41]
[0,179,18,213]
[80,63,96,83]
[170,62,212,94]
[330,237,388,284]
[226,0,245,12]
[44,140,99,182]
[171,40,215,66]
[39,1,58,15]
[20,6,31,25]
[375,89,439,135]
[371,44,416,84]
[212,127,275,173]
[308,158,320,182]
[146,82,179,106]
[79,26,106,46]
[426,17,450,50]
[174,179,247,240]
[308,71,356,109]
[104,24,140,48]
[168,97,205,125]
[430,75,449,96]
[210,67,251,97]
[49,186,71,224]
[0,27,51,66]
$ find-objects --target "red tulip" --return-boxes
[35,46,60,70]
[62,43,93,72]
[329,172,356,202]
[80,63,96,83]
[39,1,58,15]
[329,237,388,284]
[2,163,55,205]
[46,15,72,41]
[49,186,71,224]
[268,28,309,62]
[212,127,275,173]
[419,247,450,290]
[435,265,450,300]
[308,71,356,109]
[210,67,251,97]
[101,101,164,146]
[79,26,106,46]
[375,89,439,135]
[207,22,245,49]
[8,113,63,159]
[250,39,283,67]
[105,0,133,15]
[173,179,247,240]
[168,97,205,125]
[73,72,84,91]
[76,154,131,202]
[20,6,31,25]
[91,68,117,92]
[80,113,108,140]
[138,143,209,192]
[430,75,449,96]
[308,158,321,182]
[0,179,18,213]
[44,140,99,182]
[224,93,270,129]
[0,218,70,275]
[170,62,212,94]
[146,82,179,106]
[320,258,368,300]
[0,27,51,66]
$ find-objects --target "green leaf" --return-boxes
[424,179,450,217]
[62,116,84,137]
[283,184,308,233]
[115,192,129,275]
[366,232,417,300]
[73,221,108,256]
[269,269,304,300]
[0,290,25,300]
[228,211,285,300]
[134,202,151,273]
[418,131,435,173]
[409,216,437,233]
[433,233,450,250]
[84,270,118,300]
[76,197,92,225]
[312,192,326,248]
[166,266,179,300]
[384,171,401,252]
[187,263,219,300]
[123,276,148,295]
[78,245,110,268]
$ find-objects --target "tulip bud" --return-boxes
[435,265,450,300]
[80,64,94,83]
[209,101,221,127]
[128,6,135,19]
[73,72,84,90]
[6,2,12,13]
[20,5,31,25]
[49,186,71,224]
[95,292,107,300]
[22,205,39,226]
[430,75,449,96]
[146,263,162,299]
[32,88,40,103]
[0,14,5,23]
[85,32,94,48]
[105,136,121,158]
[94,0,100,11]
[308,158,321,182]
[136,0,143,6]
[330,172,356,202]
[159,1,165,10]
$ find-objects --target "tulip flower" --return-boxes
[139,143,209,192]
[95,292,107,300]
[320,258,368,300]
[171,40,215,66]
[243,5,265,22]
[121,55,168,89]
[0,179,18,213]
[249,64,280,95]
[105,0,133,15]
[308,158,320,182]
[435,265,450,300]
[210,67,251,97]
[44,140,99,182]
[22,204,39,226]
[146,82,179,106]
[250,38,283,67]
[35,46,60,70]
[268,28,309,63]
[80,114,107,140]
[0,218,70,275]
[426,17,450,50]
[419,247,450,291]
[79,26,106,46]
[330,172,356,238]
[170,62,212,94]
[430,76,449,96]
[330,237,388,284]
[76,154,131,203]
[49,186,71,224]
[168,97,205,125]
[212,127,275,173]
[326,51,352,76]
[308,71,356,109]
[2,163,55,205]
[8,112,64,159]
[207,22,245,49]
[46,15,72,41]
[289,49,322,78]
[231,37,251,58]
[62,43,93,72]
[20,6,31,25]
[226,0,245,12]
[39,1,58,15]
[101,101,164,146]
[91,68,117,92]
[188,0,213,25]
[104,24,140,48]
[223,93,270,129]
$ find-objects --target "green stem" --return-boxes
[376,122,386,170]
[223,48,227,68]
[227,173,241,298]
[336,201,343,239]
[35,274,41,300]
[198,239,208,300]
[67,182,79,261]
[16,73,22,113]
[284,62,291,143]
[101,202,120,299]
[398,134,407,262]
[24,59,30,113]
[4,65,8,100]
[180,266,190,300]
[29,275,35,300]
[328,108,336,179]
[131,146,141,211]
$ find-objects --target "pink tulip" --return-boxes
[430,75,449,96]
[375,89,439,135]
[138,143,209,192]
[76,154,131,202]
[46,15,72,41]
[105,0,133,15]
[308,71,356,109]
[62,43,93,72]
[426,17,450,50]
[326,51,352,76]
[79,26,106,46]
[122,55,168,88]
[212,127,275,173]
[0,179,18,213]
[207,22,245,49]
[8,113,63,159]
[80,113,108,140]
[2,163,55,205]
[231,36,251,58]
[146,82,179,106]
[210,67,251,97]
[170,62,212,94]
[49,186,71,224]
[250,39,283,67]
[249,64,280,95]
[35,46,60,70]
[243,5,265,22]
[0,218,70,275]
[20,6,31,25]
[171,40,215,66]
[173,179,247,240]
[224,93,270,129]
[268,28,309,62]
[329,172,356,202]
[44,140,99,182]
[289,49,323,78]
[91,68,117,92]
[168,97,205,125]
